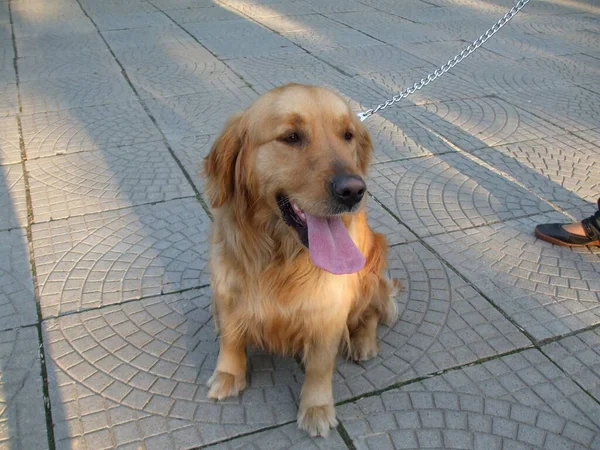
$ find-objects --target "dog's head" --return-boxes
[204,84,373,274]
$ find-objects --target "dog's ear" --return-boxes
[203,113,246,208]
[354,116,373,174]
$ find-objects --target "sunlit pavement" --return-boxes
[1,0,599,448]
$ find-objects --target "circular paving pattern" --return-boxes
[368,153,548,237]
[43,287,303,436]
[333,243,527,399]
[344,391,600,449]
[20,103,163,159]
[32,199,211,318]
[425,213,600,341]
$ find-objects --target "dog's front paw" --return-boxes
[298,404,338,437]
[207,371,247,400]
[349,333,379,362]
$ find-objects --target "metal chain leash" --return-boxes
[357,0,531,122]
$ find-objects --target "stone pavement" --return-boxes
[0,0,599,448]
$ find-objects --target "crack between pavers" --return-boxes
[204,2,355,78]
[7,2,56,449]
[148,0,270,91]
[28,194,199,226]
[189,420,297,449]
[40,283,211,321]
[72,0,214,220]
[337,422,358,450]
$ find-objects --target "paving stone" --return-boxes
[43,288,303,448]
[405,97,569,151]
[92,12,173,31]
[126,60,247,99]
[543,328,600,401]
[20,102,163,159]
[338,349,600,450]
[220,0,316,18]
[298,0,376,14]
[497,85,600,133]
[0,82,17,117]
[482,32,581,61]
[32,198,211,318]
[0,327,49,450]
[323,11,448,45]
[0,115,21,165]
[80,0,159,15]
[312,44,432,76]
[333,242,529,400]
[368,153,551,237]
[111,40,215,68]
[210,422,346,449]
[506,13,600,35]
[364,111,456,164]
[185,19,301,59]
[0,163,27,231]
[472,135,600,211]
[19,71,136,114]
[391,4,507,23]
[144,88,257,140]
[101,26,195,50]
[16,32,108,57]
[166,5,242,24]
[255,13,344,33]
[396,40,507,67]
[0,229,36,330]
[27,142,195,223]
[148,0,214,10]
[362,70,492,106]
[16,50,120,82]
[425,212,600,342]
[11,18,96,38]
[280,19,381,52]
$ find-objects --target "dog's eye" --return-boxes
[344,131,354,141]
[281,133,301,145]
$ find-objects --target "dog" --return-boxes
[203,84,399,437]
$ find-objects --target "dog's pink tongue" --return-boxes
[306,213,365,274]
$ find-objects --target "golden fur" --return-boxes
[203,84,399,437]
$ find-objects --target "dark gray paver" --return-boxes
[43,288,303,449]
[0,327,49,450]
[20,103,163,159]
[334,242,529,400]
[26,142,195,222]
[368,152,551,237]
[338,349,600,450]
[0,228,36,331]
[0,163,27,231]
[32,198,211,318]
[425,212,600,342]
[543,328,600,402]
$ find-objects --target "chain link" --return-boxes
[357,0,530,121]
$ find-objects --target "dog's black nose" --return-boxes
[332,175,366,208]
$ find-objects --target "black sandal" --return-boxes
[535,199,600,247]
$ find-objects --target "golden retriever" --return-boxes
[203,84,399,437]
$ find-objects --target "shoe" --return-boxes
[535,199,600,247]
